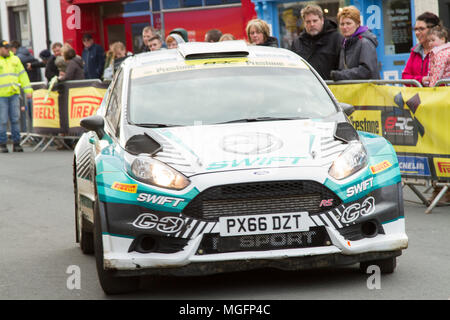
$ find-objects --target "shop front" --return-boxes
[253,0,416,80]
[60,0,256,54]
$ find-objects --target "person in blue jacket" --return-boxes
[81,34,105,80]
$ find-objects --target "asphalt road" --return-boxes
[1,147,449,300]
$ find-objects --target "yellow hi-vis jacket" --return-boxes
[0,51,33,97]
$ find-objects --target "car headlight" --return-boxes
[130,156,190,190]
[329,142,368,180]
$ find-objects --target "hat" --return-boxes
[39,49,52,60]
[169,28,189,42]
[0,40,10,48]
[166,33,185,45]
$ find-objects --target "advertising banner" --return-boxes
[31,80,108,135]
[329,83,450,180]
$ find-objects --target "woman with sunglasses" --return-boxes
[401,12,441,85]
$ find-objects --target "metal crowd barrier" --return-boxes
[326,79,449,213]
[19,79,105,152]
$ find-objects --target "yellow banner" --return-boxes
[329,83,450,156]
[32,89,60,128]
[68,87,106,128]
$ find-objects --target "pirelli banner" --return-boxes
[31,80,108,135]
[329,83,450,181]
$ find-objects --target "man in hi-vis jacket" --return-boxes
[0,40,33,153]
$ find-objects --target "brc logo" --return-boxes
[385,116,414,132]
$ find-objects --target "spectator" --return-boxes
[55,43,73,76]
[290,5,343,80]
[423,26,450,87]
[169,28,189,42]
[330,6,380,80]
[139,26,157,53]
[246,19,279,47]
[81,33,105,79]
[103,42,129,80]
[166,34,185,49]
[402,12,441,85]
[58,46,84,81]
[148,35,164,52]
[205,29,222,42]
[219,33,236,41]
[0,40,32,153]
[41,42,63,82]
[10,40,42,82]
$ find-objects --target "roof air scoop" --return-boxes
[178,40,249,60]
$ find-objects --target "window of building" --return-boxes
[383,0,413,55]
[8,5,32,48]
[277,0,349,49]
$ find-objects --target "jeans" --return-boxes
[0,94,21,144]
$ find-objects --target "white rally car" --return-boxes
[73,41,408,294]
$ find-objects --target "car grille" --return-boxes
[183,180,341,221]
[197,227,330,254]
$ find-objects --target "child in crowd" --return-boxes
[423,26,450,87]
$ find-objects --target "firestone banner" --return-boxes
[329,83,450,180]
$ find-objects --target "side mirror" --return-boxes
[339,103,355,116]
[80,115,105,139]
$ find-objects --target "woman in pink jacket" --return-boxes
[402,12,441,85]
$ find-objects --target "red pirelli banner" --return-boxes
[32,80,108,135]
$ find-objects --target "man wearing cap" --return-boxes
[0,40,33,153]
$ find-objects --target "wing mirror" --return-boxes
[80,115,105,139]
[339,103,355,116]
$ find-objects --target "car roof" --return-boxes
[122,40,309,72]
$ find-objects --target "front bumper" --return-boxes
[100,182,408,276]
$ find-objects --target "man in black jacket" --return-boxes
[290,5,343,80]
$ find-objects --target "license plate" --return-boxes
[219,212,309,237]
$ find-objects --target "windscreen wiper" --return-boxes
[134,123,180,128]
[218,116,307,124]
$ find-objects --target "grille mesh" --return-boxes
[183,180,341,221]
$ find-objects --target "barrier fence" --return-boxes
[19,79,108,151]
[327,79,450,213]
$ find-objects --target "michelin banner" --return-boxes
[32,81,108,135]
[329,83,450,181]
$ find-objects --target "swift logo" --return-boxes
[346,177,374,197]
[137,193,185,207]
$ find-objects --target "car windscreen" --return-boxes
[128,66,337,126]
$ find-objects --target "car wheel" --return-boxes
[360,257,397,274]
[74,163,94,254]
[93,194,140,295]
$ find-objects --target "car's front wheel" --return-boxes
[93,195,140,295]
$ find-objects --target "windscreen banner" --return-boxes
[329,83,450,181]
[31,80,108,135]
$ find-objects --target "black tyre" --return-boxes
[360,257,397,274]
[74,160,94,254]
[93,196,140,295]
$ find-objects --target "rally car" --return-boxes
[73,41,408,294]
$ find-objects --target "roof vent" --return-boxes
[178,40,249,60]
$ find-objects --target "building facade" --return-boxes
[0,0,63,57]
[59,0,257,54]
